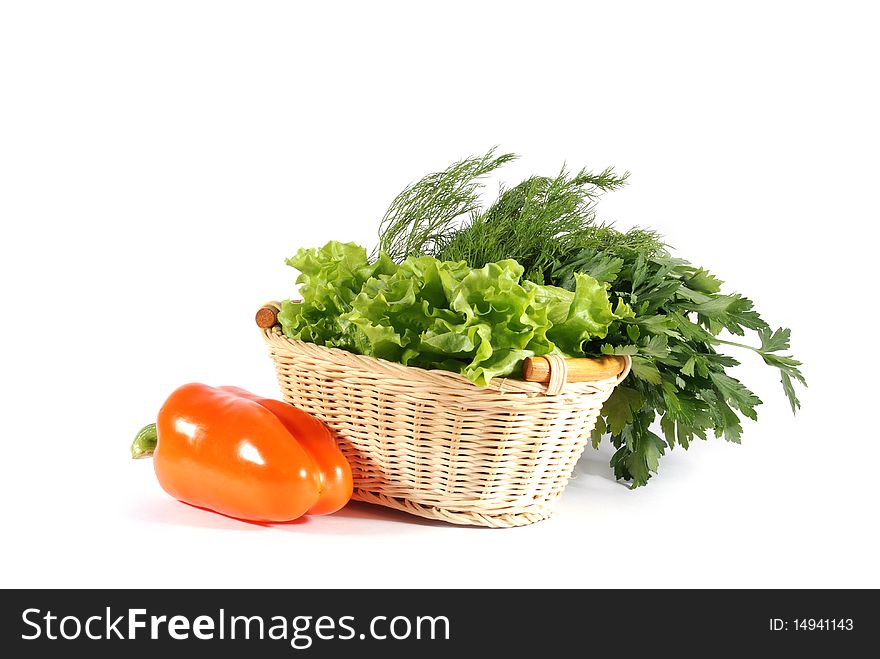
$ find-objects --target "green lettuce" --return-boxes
[278,241,397,353]
[280,241,617,386]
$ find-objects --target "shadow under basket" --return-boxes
[257,303,631,528]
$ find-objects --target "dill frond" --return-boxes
[376,148,516,262]
[374,151,653,285]
[436,165,631,282]
[571,225,667,258]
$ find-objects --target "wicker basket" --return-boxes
[257,303,631,527]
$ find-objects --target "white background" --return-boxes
[1,1,877,589]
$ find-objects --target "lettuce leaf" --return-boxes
[531,273,616,356]
[280,241,617,386]
[278,241,397,353]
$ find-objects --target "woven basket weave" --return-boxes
[258,305,631,527]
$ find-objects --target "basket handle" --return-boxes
[255,302,284,329]
[257,302,630,385]
[521,354,630,386]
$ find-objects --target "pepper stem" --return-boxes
[131,423,158,459]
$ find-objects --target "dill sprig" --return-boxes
[376,148,516,262]
[376,148,633,282]
[436,166,631,282]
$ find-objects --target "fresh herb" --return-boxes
[376,150,806,487]
[437,167,629,283]
[376,149,517,262]
[566,246,805,486]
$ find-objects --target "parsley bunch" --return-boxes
[554,246,804,486]
[377,150,805,487]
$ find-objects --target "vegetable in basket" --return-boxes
[278,242,619,386]
[131,384,352,521]
[372,149,806,487]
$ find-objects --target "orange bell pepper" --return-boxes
[131,383,352,522]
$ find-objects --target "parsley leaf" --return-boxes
[601,386,644,435]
